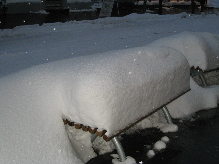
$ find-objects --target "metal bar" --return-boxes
[111,136,126,162]
[162,106,173,124]
[190,68,207,86]
[199,74,207,86]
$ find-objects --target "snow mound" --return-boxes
[160,124,178,133]
[167,77,219,118]
[153,141,166,151]
[0,69,84,163]
[148,31,219,71]
[112,154,137,164]
[161,136,170,143]
[147,150,155,158]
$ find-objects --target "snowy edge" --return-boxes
[0,12,215,38]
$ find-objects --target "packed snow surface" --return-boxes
[0,11,219,164]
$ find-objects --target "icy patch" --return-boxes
[160,124,178,133]
[111,154,137,164]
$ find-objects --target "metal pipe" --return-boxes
[162,106,173,124]
[111,136,126,162]
[199,74,207,86]
[190,68,207,87]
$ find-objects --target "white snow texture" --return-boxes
[0,46,190,163]
[0,11,219,164]
[148,31,219,71]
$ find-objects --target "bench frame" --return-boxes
[63,95,188,162]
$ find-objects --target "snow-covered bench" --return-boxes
[148,31,219,120]
[62,46,190,162]
[148,31,219,86]
[0,45,190,163]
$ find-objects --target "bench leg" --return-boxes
[190,68,207,86]
[111,136,126,162]
[199,74,207,86]
[91,134,126,162]
[162,106,173,124]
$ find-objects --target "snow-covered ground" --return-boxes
[0,6,219,164]
[208,0,219,8]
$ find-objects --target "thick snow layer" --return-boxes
[66,126,96,163]
[0,11,219,164]
[0,45,189,163]
[60,46,190,138]
[167,77,219,118]
[148,31,219,71]
[0,68,84,163]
